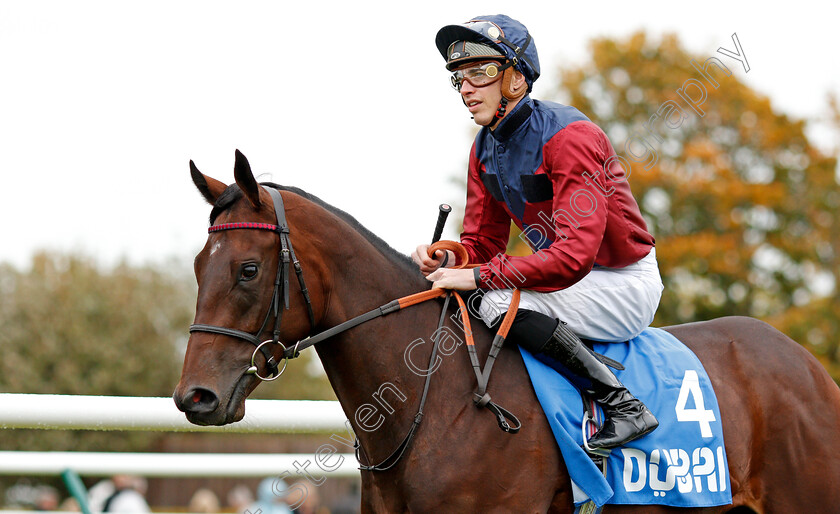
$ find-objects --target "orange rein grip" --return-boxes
[425,239,520,345]
[397,288,447,309]
[427,240,480,269]
[494,289,521,340]
[452,291,476,347]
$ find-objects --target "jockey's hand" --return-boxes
[426,267,477,291]
[411,244,451,276]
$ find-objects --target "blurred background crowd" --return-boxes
[2,474,361,513]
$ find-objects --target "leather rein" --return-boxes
[188,187,521,471]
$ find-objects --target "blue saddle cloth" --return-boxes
[519,327,732,508]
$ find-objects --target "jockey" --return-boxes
[411,14,662,450]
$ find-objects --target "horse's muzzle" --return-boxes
[172,386,238,426]
[173,370,254,426]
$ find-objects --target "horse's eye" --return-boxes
[240,264,259,281]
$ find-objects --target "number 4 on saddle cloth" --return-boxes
[521,327,732,510]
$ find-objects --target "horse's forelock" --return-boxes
[208,185,244,225]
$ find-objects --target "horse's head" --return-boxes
[173,150,327,425]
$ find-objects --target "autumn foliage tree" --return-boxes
[507,32,839,379]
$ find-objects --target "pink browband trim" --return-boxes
[208,222,280,233]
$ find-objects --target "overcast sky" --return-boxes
[2,1,838,270]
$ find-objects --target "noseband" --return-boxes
[189,186,316,381]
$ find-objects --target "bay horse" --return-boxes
[174,151,840,513]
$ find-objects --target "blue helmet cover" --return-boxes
[435,14,541,89]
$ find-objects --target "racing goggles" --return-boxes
[450,62,504,92]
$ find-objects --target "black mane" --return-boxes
[209,182,421,277]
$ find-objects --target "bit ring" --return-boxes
[247,340,289,381]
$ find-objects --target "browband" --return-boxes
[209,222,282,233]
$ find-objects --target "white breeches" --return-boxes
[478,248,664,342]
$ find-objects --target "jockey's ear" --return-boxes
[190,160,227,205]
[233,149,261,210]
[511,71,527,95]
[502,69,527,100]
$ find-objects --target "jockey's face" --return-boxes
[456,61,505,127]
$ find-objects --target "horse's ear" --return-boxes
[233,149,261,209]
[190,160,228,205]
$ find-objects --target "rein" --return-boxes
[189,188,521,472]
[285,242,468,359]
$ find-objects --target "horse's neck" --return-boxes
[323,244,427,326]
[313,238,447,448]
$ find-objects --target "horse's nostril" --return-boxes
[178,387,219,413]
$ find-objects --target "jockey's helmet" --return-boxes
[435,14,541,96]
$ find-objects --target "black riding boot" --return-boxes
[506,310,659,451]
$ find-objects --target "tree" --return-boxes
[507,32,840,380]
[0,253,194,452]
[0,251,334,453]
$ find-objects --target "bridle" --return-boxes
[189,186,316,381]
[187,185,522,471]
